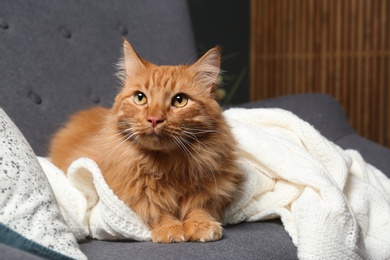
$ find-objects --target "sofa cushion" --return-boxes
[0,242,44,260]
[79,221,297,259]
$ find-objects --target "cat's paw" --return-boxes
[151,223,186,243]
[183,219,223,242]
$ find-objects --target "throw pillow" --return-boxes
[0,108,86,260]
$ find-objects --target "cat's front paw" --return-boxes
[151,223,186,243]
[183,218,223,242]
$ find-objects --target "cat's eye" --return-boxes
[172,94,188,108]
[133,92,147,105]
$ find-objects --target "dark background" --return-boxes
[188,0,250,105]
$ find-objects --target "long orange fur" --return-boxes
[49,39,243,243]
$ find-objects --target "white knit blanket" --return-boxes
[38,108,390,259]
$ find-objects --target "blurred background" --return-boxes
[188,0,250,106]
[189,0,390,148]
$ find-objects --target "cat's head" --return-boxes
[111,39,224,152]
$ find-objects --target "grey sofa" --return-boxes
[1,1,389,259]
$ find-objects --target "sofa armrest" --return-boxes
[235,93,390,177]
[235,93,355,142]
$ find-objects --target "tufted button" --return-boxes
[59,27,72,39]
[0,18,9,29]
[29,90,42,105]
[89,93,100,104]
[117,24,128,36]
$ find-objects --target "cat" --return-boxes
[49,39,244,243]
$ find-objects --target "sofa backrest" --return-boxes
[0,0,197,156]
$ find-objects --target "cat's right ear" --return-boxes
[117,39,145,82]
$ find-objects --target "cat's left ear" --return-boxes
[191,47,221,94]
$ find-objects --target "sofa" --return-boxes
[1,1,389,259]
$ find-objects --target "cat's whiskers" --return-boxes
[120,133,137,160]
[91,119,134,143]
[182,138,218,176]
[92,124,118,142]
[173,134,217,181]
[93,128,132,146]
[171,135,204,173]
[176,132,220,192]
[180,132,201,153]
[172,135,209,188]
[166,125,222,166]
[101,130,138,160]
[104,132,138,159]
[180,132,220,158]
[116,121,136,132]
[172,135,190,157]
[182,126,230,139]
[181,130,199,141]
[181,127,217,134]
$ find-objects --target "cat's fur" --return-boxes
[49,39,243,243]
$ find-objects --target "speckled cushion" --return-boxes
[0,108,86,260]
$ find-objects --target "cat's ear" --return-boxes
[191,47,221,94]
[117,38,146,82]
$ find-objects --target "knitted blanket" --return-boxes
[38,108,390,259]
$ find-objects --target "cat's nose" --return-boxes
[147,116,165,128]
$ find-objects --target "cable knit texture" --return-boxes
[223,108,390,259]
[38,157,151,242]
[38,108,390,259]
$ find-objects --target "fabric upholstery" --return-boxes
[0,243,44,260]
[79,221,296,260]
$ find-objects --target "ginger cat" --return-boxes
[49,39,243,243]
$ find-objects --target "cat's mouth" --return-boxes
[139,132,175,151]
[147,132,161,138]
[145,126,163,136]
[142,127,168,142]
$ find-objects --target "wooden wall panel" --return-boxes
[251,0,390,147]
